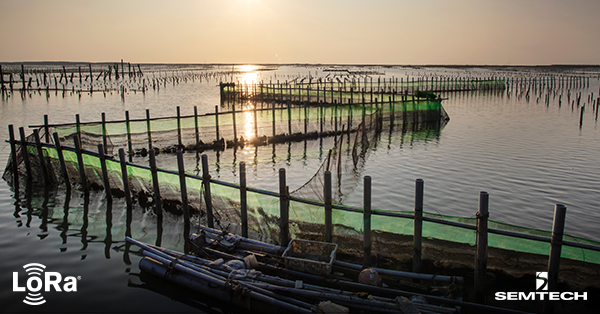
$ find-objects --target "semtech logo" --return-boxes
[12,263,80,305]
[495,272,587,301]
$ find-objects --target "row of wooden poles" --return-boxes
[38,94,432,158]
[7,122,588,305]
[220,77,505,103]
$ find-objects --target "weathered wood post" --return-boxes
[18,127,32,180]
[146,109,153,151]
[240,162,248,238]
[475,191,489,303]
[547,204,567,292]
[118,148,132,209]
[33,130,50,184]
[98,144,112,201]
[8,125,19,194]
[201,154,214,228]
[363,175,372,267]
[73,136,88,193]
[149,148,162,218]
[413,178,424,273]
[177,150,190,227]
[279,168,289,246]
[287,101,292,135]
[324,170,333,243]
[272,101,276,137]
[52,133,70,188]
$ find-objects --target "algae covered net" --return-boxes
[4,113,600,273]
[31,98,448,157]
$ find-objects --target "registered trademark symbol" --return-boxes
[77,276,81,280]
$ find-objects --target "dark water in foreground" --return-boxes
[1,64,599,313]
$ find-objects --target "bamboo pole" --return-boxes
[33,130,50,184]
[177,150,190,227]
[149,149,162,218]
[52,133,70,189]
[101,113,108,154]
[118,148,132,209]
[324,170,332,243]
[177,106,182,147]
[125,111,133,160]
[18,127,32,180]
[475,191,489,303]
[215,105,220,142]
[279,168,289,246]
[98,144,112,201]
[547,204,566,292]
[201,154,214,228]
[240,162,248,238]
[8,125,19,195]
[73,136,88,193]
[413,179,424,273]
[363,175,372,267]
[43,115,50,143]
[146,109,153,151]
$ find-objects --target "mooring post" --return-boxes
[413,179,424,273]
[177,106,182,147]
[33,130,50,185]
[324,170,333,243]
[240,162,248,238]
[52,133,70,189]
[118,148,132,209]
[201,154,214,228]
[146,109,153,151]
[177,150,190,227]
[98,144,112,201]
[43,115,50,143]
[101,113,108,154]
[475,191,489,303]
[215,105,220,142]
[73,136,88,193]
[18,127,32,180]
[547,204,567,292]
[149,148,162,218]
[279,168,289,246]
[363,175,372,267]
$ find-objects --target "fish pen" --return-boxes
[219,76,506,105]
[4,103,600,305]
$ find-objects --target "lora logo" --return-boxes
[12,263,80,305]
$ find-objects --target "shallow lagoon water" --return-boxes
[0,64,599,312]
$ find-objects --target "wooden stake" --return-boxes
[363,175,372,267]
[33,130,50,184]
[52,133,70,189]
[324,170,332,243]
[240,162,248,238]
[413,178,424,273]
[149,148,162,218]
[98,144,112,201]
[118,148,132,209]
[279,168,289,246]
[177,150,190,227]
[73,136,88,193]
[18,127,32,180]
[475,191,489,303]
[146,109,153,151]
[201,154,214,228]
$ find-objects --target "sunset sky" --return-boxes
[1,0,599,65]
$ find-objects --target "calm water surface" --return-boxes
[1,65,599,312]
